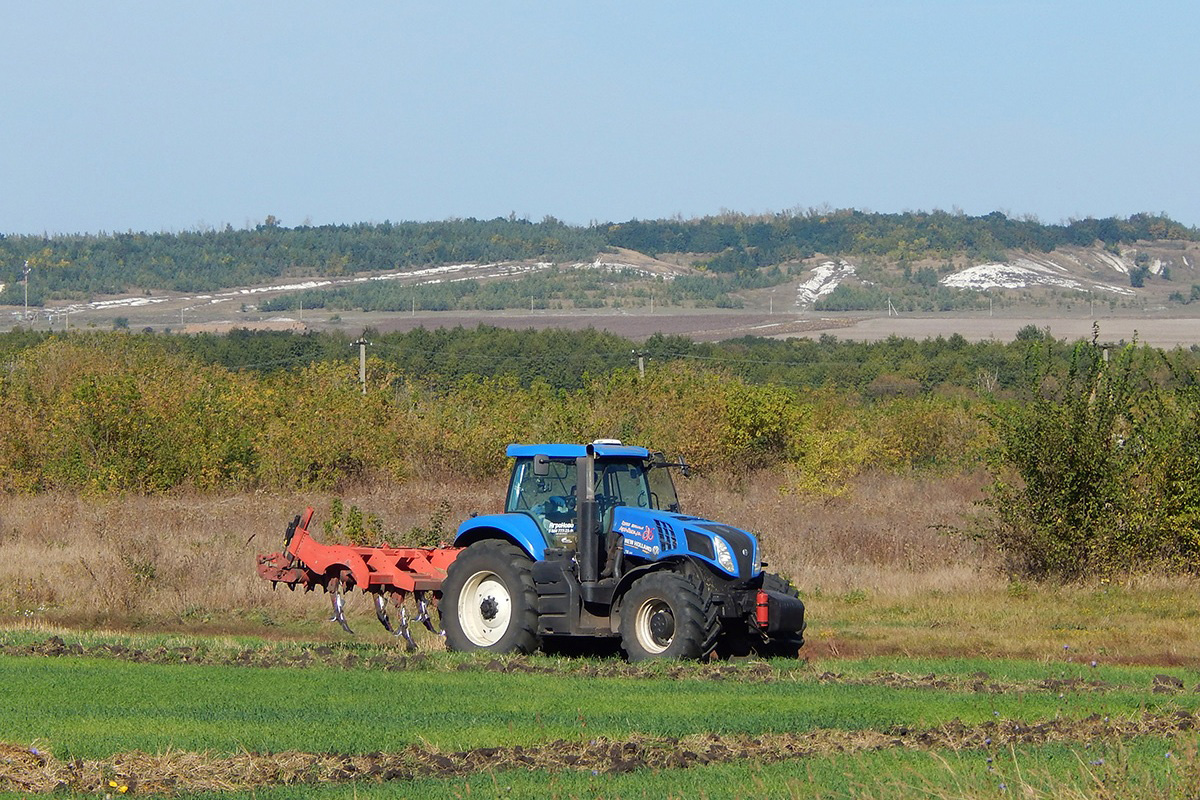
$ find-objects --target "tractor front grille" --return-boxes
[684,529,715,560]
[654,519,678,551]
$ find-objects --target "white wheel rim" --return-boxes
[634,598,674,654]
[458,570,512,646]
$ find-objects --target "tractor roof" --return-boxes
[507,442,651,460]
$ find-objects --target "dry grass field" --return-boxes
[3,470,1198,666]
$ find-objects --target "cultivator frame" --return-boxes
[256,508,461,649]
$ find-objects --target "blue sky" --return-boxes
[3,1,1197,235]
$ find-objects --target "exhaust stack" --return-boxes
[576,444,599,584]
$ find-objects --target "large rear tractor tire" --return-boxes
[443,540,539,654]
[620,571,719,662]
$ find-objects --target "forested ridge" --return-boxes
[3,210,1194,306]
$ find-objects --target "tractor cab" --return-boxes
[494,441,759,585]
[504,442,683,549]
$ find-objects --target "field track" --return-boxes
[2,635,1190,696]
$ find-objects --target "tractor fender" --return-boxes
[608,559,688,619]
[454,513,547,561]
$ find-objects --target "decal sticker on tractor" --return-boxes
[623,536,658,556]
[616,520,655,541]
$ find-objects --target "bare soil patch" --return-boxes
[9,635,1177,698]
[365,310,856,341]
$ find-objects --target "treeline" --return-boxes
[261,270,646,313]
[0,332,985,493]
[5,324,1199,395]
[604,210,1197,270]
[258,267,801,314]
[3,210,1194,305]
[814,283,990,313]
[0,217,604,304]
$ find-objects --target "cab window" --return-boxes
[507,457,578,545]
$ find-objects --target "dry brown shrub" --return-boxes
[680,468,999,596]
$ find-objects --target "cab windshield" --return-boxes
[645,463,681,513]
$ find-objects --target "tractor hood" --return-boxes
[609,506,760,580]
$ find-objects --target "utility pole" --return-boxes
[353,337,369,394]
[22,261,30,325]
[631,349,647,380]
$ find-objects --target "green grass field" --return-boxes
[3,632,1200,798]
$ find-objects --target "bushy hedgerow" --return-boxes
[0,333,991,494]
[978,338,1200,579]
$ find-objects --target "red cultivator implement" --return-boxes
[256,508,461,649]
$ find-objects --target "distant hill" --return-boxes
[2,210,1197,314]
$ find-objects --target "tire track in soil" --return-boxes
[5,636,1187,697]
[4,711,1200,795]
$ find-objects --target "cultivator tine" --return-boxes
[258,507,459,648]
[373,593,395,633]
[330,577,353,634]
[396,604,418,652]
[415,590,443,636]
[373,592,418,651]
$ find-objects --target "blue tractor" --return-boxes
[442,441,806,660]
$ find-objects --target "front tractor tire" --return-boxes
[620,571,719,662]
[443,540,539,655]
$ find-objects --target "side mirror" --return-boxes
[533,454,550,477]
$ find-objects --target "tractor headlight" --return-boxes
[713,535,736,574]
